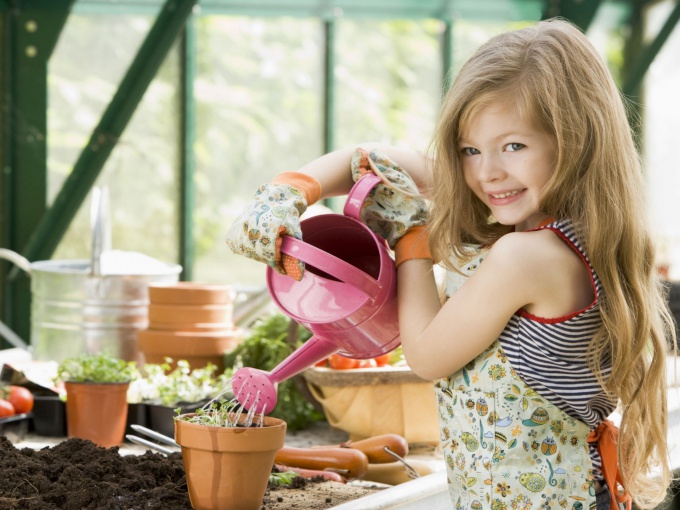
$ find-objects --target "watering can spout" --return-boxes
[269,335,339,382]
[232,335,339,414]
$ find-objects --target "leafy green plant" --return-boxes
[127,359,231,406]
[175,401,258,428]
[223,312,325,431]
[56,352,137,384]
[269,470,300,487]
[175,402,244,427]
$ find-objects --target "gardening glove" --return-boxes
[351,148,432,267]
[226,172,322,281]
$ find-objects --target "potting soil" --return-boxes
[0,436,382,509]
[0,436,189,509]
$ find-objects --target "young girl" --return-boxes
[227,19,676,510]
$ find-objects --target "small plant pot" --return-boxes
[65,381,130,447]
[175,414,286,510]
[32,395,67,437]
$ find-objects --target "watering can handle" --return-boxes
[343,173,382,221]
[280,237,381,298]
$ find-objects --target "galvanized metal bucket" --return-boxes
[0,250,181,363]
[0,187,182,362]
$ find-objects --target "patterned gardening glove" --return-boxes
[226,172,321,281]
[351,148,430,251]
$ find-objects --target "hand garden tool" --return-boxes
[126,423,180,455]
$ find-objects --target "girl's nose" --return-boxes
[477,153,505,182]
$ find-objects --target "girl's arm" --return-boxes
[398,229,592,380]
[227,144,430,278]
[298,145,433,198]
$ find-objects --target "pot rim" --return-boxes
[175,412,285,430]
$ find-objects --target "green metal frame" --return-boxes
[179,15,197,281]
[1,0,75,345]
[1,0,196,342]
[16,0,197,267]
[73,0,543,21]
[1,0,677,347]
[542,0,603,31]
[623,0,680,97]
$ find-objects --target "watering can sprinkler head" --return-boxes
[231,367,279,415]
[230,336,342,415]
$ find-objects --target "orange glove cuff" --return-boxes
[271,172,322,206]
[394,225,432,268]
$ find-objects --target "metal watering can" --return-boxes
[232,174,400,414]
[0,187,182,362]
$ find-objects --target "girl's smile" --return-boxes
[459,101,556,231]
[487,188,527,205]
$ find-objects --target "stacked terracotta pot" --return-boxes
[137,283,242,373]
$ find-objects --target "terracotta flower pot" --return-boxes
[175,414,286,510]
[147,320,233,332]
[149,282,234,305]
[148,303,233,325]
[64,381,130,447]
[137,328,243,372]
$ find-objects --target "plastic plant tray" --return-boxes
[0,413,31,443]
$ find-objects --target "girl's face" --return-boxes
[459,100,556,232]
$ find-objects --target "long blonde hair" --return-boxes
[428,18,676,506]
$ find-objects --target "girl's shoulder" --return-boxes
[488,228,572,269]
[488,229,595,319]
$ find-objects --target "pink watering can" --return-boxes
[232,174,400,414]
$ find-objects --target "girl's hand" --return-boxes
[351,148,429,249]
[226,181,309,280]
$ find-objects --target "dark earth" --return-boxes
[0,437,381,509]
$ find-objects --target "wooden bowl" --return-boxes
[303,366,439,444]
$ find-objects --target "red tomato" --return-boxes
[0,399,15,418]
[328,354,360,370]
[372,353,391,367]
[314,358,328,367]
[9,386,34,414]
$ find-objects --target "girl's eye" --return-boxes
[461,147,480,156]
[505,143,525,152]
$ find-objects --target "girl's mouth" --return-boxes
[487,189,526,205]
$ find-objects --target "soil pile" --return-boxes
[0,436,381,509]
[0,436,189,509]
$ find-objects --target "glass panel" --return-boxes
[48,14,181,266]
[451,19,534,73]
[334,19,444,151]
[192,17,325,287]
[645,0,680,279]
